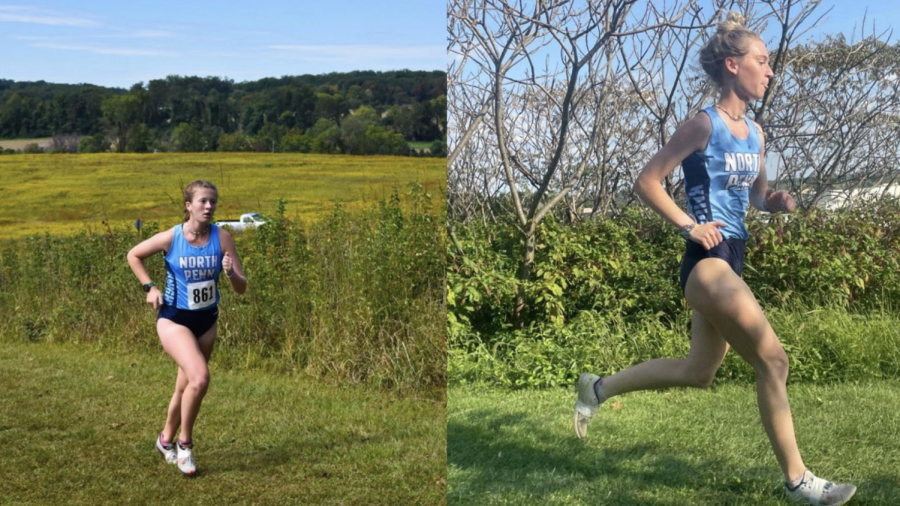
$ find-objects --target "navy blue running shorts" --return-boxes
[158,304,218,338]
[679,238,746,293]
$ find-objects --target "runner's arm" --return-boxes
[749,121,770,211]
[127,228,175,285]
[219,228,247,295]
[633,113,712,229]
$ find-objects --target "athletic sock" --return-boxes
[786,470,809,491]
[593,377,608,403]
[786,469,835,494]
[159,433,173,447]
[178,440,193,450]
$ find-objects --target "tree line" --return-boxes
[0,70,447,156]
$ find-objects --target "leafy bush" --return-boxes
[217,132,252,152]
[22,143,43,154]
[279,128,311,153]
[448,199,900,387]
[77,133,109,153]
[429,138,447,157]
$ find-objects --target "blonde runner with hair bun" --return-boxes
[699,11,763,88]
[573,9,855,506]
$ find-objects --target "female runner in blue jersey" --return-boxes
[573,12,855,505]
[127,180,247,476]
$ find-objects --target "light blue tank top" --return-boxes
[163,224,223,310]
[682,106,761,240]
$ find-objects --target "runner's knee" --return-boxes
[755,343,789,382]
[187,368,210,392]
[682,361,718,389]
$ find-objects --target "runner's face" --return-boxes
[729,39,773,101]
[187,188,217,224]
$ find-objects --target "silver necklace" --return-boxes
[185,222,209,237]
[715,104,746,122]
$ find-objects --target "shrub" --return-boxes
[279,128,311,153]
[77,133,109,153]
[217,132,251,152]
[448,199,900,387]
[22,143,43,154]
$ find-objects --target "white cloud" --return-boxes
[268,44,443,62]
[13,31,174,43]
[0,5,99,27]
[33,42,175,56]
[94,30,174,39]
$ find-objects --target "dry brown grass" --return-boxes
[0,137,53,150]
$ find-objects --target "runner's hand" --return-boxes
[223,252,233,277]
[689,221,726,251]
[766,190,796,213]
[146,287,162,309]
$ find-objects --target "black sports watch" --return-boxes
[142,282,157,293]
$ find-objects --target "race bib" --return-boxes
[187,280,216,310]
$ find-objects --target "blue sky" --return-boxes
[806,1,899,43]
[0,0,445,88]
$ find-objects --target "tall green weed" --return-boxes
[0,184,445,393]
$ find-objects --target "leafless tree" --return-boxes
[566,70,655,220]
[752,0,831,121]
[763,31,900,208]
[448,0,551,169]
[448,0,704,323]
[447,126,507,224]
[615,0,732,199]
[50,134,81,153]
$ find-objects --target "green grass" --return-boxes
[449,383,900,505]
[449,305,900,388]
[0,152,445,240]
[0,342,447,505]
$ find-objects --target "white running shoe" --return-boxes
[786,469,857,505]
[574,373,603,439]
[177,441,196,476]
[155,433,176,464]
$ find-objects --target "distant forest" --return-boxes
[0,70,446,156]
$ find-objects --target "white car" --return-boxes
[216,213,266,232]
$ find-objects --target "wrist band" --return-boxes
[680,222,695,239]
[226,270,236,278]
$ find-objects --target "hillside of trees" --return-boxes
[0,70,447,156]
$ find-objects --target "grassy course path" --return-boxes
[449,384,900,505]
[0,342,446,505]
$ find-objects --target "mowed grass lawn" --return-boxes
[449,384,900,505]
[0,342,446,505]
[0,153,446,240]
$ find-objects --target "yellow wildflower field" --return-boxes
[0,152,446,240]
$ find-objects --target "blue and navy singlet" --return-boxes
[163,224,223,311]
[682,106,761,240]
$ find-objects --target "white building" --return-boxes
[814,183,900,210]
